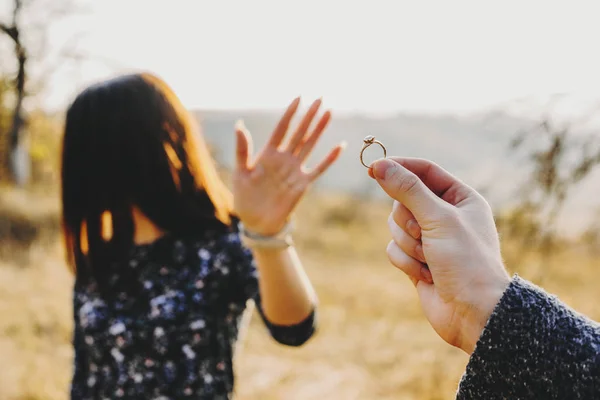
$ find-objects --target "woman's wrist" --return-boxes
[238,220,294,250]
[237,214,292,237]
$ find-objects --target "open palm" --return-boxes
[232,97,345,236]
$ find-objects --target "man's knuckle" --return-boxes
[393,206,408,228]
[386,239,395,252]
[476,193,492,210]
[387,212,396,229]
[397,173,420,195]
[439,207,462,226]
[386,241,399,263]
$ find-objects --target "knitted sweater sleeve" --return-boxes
[456,275,600,399]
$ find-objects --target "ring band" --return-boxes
[360,135,387,168]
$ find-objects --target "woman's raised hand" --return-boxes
[232,97,345,236]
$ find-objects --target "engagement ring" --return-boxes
[360,135,387,168]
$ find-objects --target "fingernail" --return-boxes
[415,243,426,262]
[406,219,421,239]
[235,119,245,131]
[421,267,433,283]
[373,159,394,180]
[340,140,348,149]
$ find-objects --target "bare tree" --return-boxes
[0,0,26,182]
[497,97,600,282]
[0,0,88,184]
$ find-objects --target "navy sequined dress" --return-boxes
[70,229,316,399]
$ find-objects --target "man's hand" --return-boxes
[370,157,511,354]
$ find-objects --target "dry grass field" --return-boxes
[1,186,599,400]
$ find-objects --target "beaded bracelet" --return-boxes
[238,221,294,249]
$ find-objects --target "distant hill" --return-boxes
[193,109,531,199]
[192,108,600,235]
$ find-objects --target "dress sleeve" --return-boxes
[456,275,600,400]
[224,230,316,347]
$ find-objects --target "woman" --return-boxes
[61,73,345,399]
[369,157,600,399]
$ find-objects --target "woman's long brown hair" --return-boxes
[61,73,233,287]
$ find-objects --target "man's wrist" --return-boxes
[459,272,511,355]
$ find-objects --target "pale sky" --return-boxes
[34,0,600,114]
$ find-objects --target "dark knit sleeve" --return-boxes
[456,275,600,400]
[224,229,317,347]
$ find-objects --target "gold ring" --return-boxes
[360,135,387,168]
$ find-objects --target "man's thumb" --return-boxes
[372,158,443,220]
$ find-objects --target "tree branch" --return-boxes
[13,0,23,23]
[0,23,19,43]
